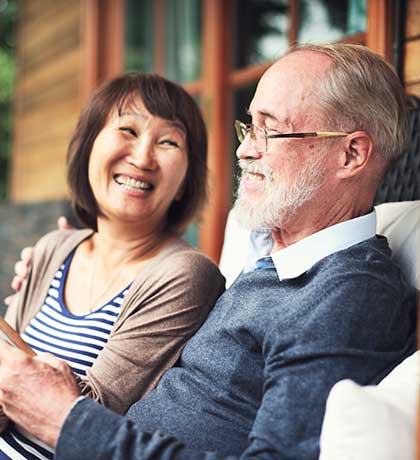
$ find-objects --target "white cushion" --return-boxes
[320,352,419,460]
[219,211,250,287]
[376,201,420,288]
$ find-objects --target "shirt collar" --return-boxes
[269,210,377,281]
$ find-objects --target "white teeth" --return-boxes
[115,175,153,192]
[247,172,264,181]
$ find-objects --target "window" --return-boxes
[116,0,387,261]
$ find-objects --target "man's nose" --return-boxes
[236,136,263,160]
[128,139,157,170]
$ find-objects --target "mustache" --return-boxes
[238,160,274,178]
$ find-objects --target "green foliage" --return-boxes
[0,50,14,101]
[0,0,17,199]
[0,0,17,48]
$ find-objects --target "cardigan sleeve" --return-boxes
[77,249,225,414]
[4,230,61,331]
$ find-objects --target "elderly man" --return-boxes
[0,43,416,460]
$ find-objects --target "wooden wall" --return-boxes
[9,0,83,202]
[405,0,420,96]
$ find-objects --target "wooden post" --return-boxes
[81,0,124,103]
[367,0,394,62]
[199,0,232,262]
[154,0,165,75]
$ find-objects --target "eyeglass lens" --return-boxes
[235,121,267,153]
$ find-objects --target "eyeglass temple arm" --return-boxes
[268,132,349,139]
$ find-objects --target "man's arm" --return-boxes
[0,341,80,446]
[0,336,317,460]
[58,398,218,460]
[0,341,238,460]
[57,303,412,460]
[0,271,415,460]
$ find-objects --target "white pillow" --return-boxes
[319,352,419,460]
[375,200,420,288]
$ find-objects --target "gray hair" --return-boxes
[287,43,409,165]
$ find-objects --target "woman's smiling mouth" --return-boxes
[114,174,155,192]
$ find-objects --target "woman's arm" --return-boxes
[4,235,225,415]
[74,249,225,414]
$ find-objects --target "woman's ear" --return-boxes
[337,131,373,179]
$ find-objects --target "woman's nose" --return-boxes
[127,139,157,170]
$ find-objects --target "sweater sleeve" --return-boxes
[76,250,225,414]
[57,397,236,460]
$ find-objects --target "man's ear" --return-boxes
[337,131,373,179]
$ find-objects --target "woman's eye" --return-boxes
[119,127,137,137]
[160,139,180,148]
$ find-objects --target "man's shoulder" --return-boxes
[307,236,416,314]
[317,236,393,275]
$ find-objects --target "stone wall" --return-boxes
[0,199,77,317]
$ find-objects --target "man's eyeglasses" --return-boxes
[234,120,349,153]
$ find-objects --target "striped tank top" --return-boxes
[0,250,129,460]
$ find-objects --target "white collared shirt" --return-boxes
[253,210,377,281]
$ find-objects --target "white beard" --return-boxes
[233,156,326,231]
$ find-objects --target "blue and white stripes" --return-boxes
[0,252,128,460]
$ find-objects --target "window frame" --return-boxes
[84,0,394,262]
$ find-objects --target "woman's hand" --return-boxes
[0,341,80,447]
[4,217,73,306]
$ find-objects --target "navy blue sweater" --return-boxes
[57,236,417,460]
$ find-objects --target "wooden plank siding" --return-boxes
[404,0,420,96]
[9,1,83,202]
[406,0,420,38]
[405,40,420,83]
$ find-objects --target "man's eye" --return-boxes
[264,125,276,132]
[266,128,282,136]
[119,127,137,137]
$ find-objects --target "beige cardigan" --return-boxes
[5,229,225,414]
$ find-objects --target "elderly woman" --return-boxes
[0,73,225,460]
